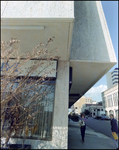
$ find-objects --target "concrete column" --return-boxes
[52,61,69,149]
[9,61,69,149]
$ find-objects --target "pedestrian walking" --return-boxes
[110,114,118,149]
[79,113,87,142]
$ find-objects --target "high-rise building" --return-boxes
[106,68,119,89]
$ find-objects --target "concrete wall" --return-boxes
[70,1,116,62]
[1,1,74,18]
[9,61,69,149]
[1,1,74,62]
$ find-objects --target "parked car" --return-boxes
[95,116,102,120]
[101,115,110,120]
[70,113,79,122]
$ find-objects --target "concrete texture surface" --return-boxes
[70,1,116,62]
[1,1,74,18]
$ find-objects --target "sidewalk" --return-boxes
[68,119,116,149]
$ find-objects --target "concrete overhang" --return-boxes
[68,1,117,108]
[1,1,117,109]
[1,18,74,61]
[69,60,117,108]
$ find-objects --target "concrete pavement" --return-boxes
[68,119,117,149]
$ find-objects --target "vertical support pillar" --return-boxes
[52,61,69,149]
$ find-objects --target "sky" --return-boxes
[84,1,118,102]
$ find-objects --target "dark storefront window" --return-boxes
[1,78,55,140]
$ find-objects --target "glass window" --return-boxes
[1,78,55,140]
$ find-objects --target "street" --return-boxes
[86,117,118,138]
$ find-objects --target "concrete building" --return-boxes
[92,101,97,104]
[106,68,119,89]
[73,96,85,114]
[73,96,93,114]
[81,103,105,118]
[101,84,118,120]
[85,97,93,104]
[1,1,117,149]
[102,68,118,120]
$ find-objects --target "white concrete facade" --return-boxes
[1,1,117,149]
[8,61,69,149]
[101,84,118,120]
[1,1,74,18]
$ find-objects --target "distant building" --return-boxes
[81,103,105,118]
[101,84,118,120]
[106,68,119,89]
[72,96,85,114]
[102,68,118,120]
[72,96,94,115]
[85,97,93,104]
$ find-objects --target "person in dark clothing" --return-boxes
[110,114,118,149]
[79,113,87,142]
